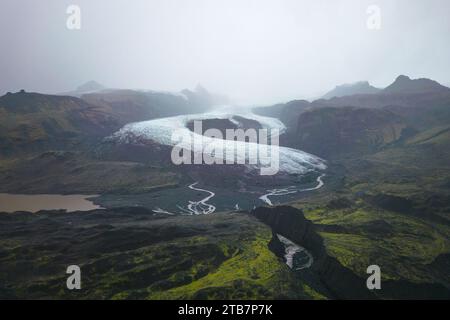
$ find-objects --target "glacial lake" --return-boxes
[0,194,102,213]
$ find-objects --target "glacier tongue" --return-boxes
[110,107,326,175]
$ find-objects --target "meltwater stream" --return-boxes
[183,183,216,215]
[259,174,325,206]
[111,106,326,214]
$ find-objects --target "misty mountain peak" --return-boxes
[194,84,210,95]
[76,81,105,93]
[395,75,411,82]
[384,75,448,94]
[322,81,380,99]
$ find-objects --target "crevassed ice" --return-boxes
[111,106,326,174]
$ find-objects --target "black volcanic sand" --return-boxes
[92,171,327,214]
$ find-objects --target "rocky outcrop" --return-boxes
[251,205,450,299]
[251,206,375,299]
[268,232,285,260]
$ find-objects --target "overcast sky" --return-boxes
[1,0,449,105]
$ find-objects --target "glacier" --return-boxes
[110,106,326,175]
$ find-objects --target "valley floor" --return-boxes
[1,145,449,299]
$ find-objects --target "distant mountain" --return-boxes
[255,75,450,156]
[81,87,217,123]
[322,81,380,99]
[81,89,191,123]
[383,75,449,94]
[313,77,450,129]
[62,82,228,113]
[76,80,105,93]
[253,100,311,131]
[258,76,450,124]
[0,84,231,157]
[323,76,449,98]
[287,107,407,158]
[0,91,121,156]
[0,88,206,156]
[59,81,106,97]
[181,84,229,108]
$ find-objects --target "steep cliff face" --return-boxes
[251,207,323,258]
[291,107,407,159]
[251,206,450,299]
[251,206,375,299]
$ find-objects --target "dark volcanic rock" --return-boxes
[186,118,239,139]
[251,206,375,299]
[0,208,295,300]
[381,280,450,300]
[268,232,285,260]
[327,197,353,209]
[367,193,414,214]
[251,205,450,299]
[186,116,262,141]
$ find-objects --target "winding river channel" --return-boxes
[259,174,325,206]
[184,183,216,215]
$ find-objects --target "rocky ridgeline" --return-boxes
[251,206,450,299]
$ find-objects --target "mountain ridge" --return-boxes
[384,75,450,94]
[322,81,381,99]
